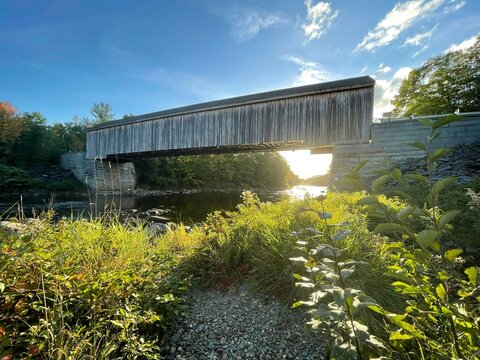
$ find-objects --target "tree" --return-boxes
[90,102,115,123]
[391,36,480,117]
[0,102,24,159]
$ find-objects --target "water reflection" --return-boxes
[0,185,327,224]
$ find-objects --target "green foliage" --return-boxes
[0,102,24,159]
[291,199,387,359]
[0,215,198,359]
[356,115,480,358]
[188,190,402,310]
[0,164,42,190]
[392,36,480,116]
[90,102,115,123]
[135,152,298,190]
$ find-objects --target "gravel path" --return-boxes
[161,285,326,360]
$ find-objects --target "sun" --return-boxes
[278,150,332,179]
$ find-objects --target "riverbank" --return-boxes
[1,186,479,358]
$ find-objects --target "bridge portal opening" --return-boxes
[278,150,332,179]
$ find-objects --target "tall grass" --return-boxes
[0,211,203,359]
[185,191,404,310]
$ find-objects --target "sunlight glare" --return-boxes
[278,150,332,179]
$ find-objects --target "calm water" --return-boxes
[0,185,326,224]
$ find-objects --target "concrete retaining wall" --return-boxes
[60,152,136,191]
[330,113,480,181]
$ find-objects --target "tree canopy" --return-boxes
[90,102,115,123]
[0,102,24,158]
[391,36,480,117]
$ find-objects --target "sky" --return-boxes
[1,0,479,178]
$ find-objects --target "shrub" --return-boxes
[0,215,193,359]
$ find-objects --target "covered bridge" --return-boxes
[86,76,375,160]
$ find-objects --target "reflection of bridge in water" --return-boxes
[86,76,375,160]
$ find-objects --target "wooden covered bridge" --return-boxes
[86,76,375,160]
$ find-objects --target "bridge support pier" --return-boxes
[60,151,136,191]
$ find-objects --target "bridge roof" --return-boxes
[88,76,374,131]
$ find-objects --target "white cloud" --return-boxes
[377,63,392,74]
[302,1,339,42]
[403,24,437,46]
[360,66,368,74]
[228,8,286,42]
[445,34,478,52]
[374,67,412,117]
[413,45,429,57]
[281,54,317,68]
[444,0,466,13]
[282,54,330,85]
[356,0,445,51]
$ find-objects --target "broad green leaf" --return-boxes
[367,305,386,315]
[305,227,321,235]
[406,141,426,150]
[441,306,454,316]
[332,229,351,241]
[293,274,311,282]
[372,175,390,193]
[295,282,315,288]
[289,256,308,263]
[316,211,332,219]
[390,168,402,180]
[292,300,315,308]
[0,282,4,293]
[419,118,434,127]
[431,177,457,196]
[340,260,369,268]
[443,248,463,261]
[384,269,409,282]
[429,148,450,162]
[397,206,415,221]
[458,289,473,298]
[395,320,424,339]
[437,271,450,281]
[391,281,421,295]
[439,210,461,228]
[356,196,380,206]
[340,268,355,279]
[353,160,369,173]
[415,229,440,250]
[436,283,446,300]
[374,223,404,234]
[389,331,413,341]
[370,168,389,176]
[465,267,478,286]
[431,114,462,129]
[305,257,317,269]
[404,173,428,184]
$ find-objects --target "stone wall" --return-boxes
[60,152,136,191]
[330,113,480,181]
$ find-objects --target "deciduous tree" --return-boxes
[391,36,480,117]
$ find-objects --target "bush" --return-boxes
[0,164,42,190]
[187,191,402,310]
[0,215,201,359]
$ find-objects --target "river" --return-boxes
[0,185,327,224]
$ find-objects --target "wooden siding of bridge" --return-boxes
[86,77,374,159]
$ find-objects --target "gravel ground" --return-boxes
[161,285,326,360]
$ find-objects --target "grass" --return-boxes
[1,184,477,358]
[0,212,202,359]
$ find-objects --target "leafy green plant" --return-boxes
[0,214,191,359]
[360,115,480,358]
[290,196,387,359]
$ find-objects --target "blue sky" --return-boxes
[1,0,479,123]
